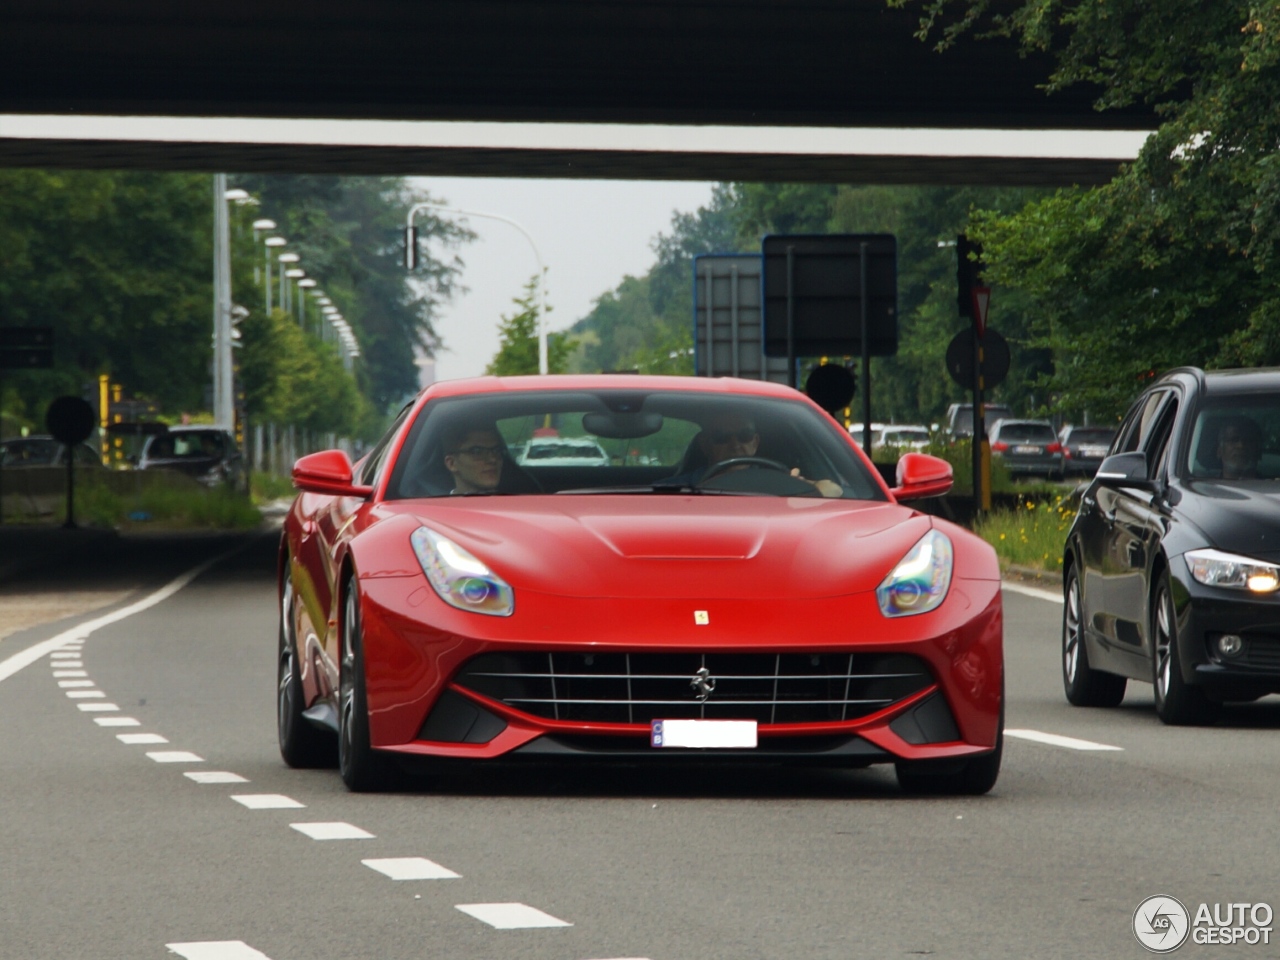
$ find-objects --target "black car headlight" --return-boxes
[1186,548,1280,594]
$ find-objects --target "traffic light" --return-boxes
[956,233,986,318]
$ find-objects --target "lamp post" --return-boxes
[277,253,300,313]
[284,267,305,321]
[212,175,239,430]
[297,277,317,331]
[264,236,286,312]
[404,202,549,375]
[252,219,276,285]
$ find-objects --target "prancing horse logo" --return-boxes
[690,666,716,702]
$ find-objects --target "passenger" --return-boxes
[442,424,507,494]
[670,411,842,497]
[1216,415,1263,480]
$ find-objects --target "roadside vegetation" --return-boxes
[972,496,1078,574]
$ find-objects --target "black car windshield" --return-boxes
[385,390,885,501]
[1187,395,1280,482]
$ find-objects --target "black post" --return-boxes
[859,242,871,456]
[785,245,796,389]
[63,443,75,528]
[972,325,984,512]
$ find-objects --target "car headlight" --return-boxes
[410,526,514,616]
[1186,548,1280,593]
[877,529,953,617]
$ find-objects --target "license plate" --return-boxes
[1013,445,1040,454]
[650,719,758,749]
[1080,445,1108,457]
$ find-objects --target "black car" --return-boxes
[1063,366,1280,724]
[0,436,103,468]
[1058,425,1117,477]
[989,419,1063,479]
[138,427,245,489]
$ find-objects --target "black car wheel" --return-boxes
[338,578,396,791]
[1151,571,1221,726]
[1062,565,1127,707]
[277,575,335,768]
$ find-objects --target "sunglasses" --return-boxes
[453,444,504,460]
[708,428,757,445]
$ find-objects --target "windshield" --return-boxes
[385,389,885,501]
[1187,395,1280,481]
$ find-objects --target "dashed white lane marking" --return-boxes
[77,702,118,711]
[94,716,140,726]
[1002,581,1063,604]
[0,546,241,686]
[231,794,304,810]
[455,903,573,929]
[290,821,375,840]
[117,733,169,744]
[1006,728,1123,751]
[166,941,274,960]
[49,652,80,658]
[66,690,105,698]
[58,679,95,688]
[52,670,87,677]
[146,751,204,763]
[363,857,460,880]
[186,771,248,784]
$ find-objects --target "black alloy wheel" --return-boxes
[1062,565,1127,707]
[1151,571,1221,726]
[338,578,396,791]
[277,574,335,768]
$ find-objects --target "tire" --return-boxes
[1151,571,1220,726]
[896,685,1004,796]
[277,575,335,768]
[1062,565,1127,707]
[338,578,397,791]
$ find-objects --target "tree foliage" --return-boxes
[486,276,571,376]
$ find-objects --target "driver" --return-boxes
[1216,415,1263,480]
[442,423,507,494]
[672,411,843,497]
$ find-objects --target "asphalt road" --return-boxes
[2,534,1278,960]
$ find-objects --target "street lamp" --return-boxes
[264,236,287,312]
[252,219,276,285]
[297,277,317,329]
[405,202,550,375]
[278,253,300,313]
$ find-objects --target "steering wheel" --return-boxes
[697,456,792,484]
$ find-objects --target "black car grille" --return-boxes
[453,652,934,725]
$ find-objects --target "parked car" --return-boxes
[138,426,245,489]
[515,436,610,467]
[874,425,932,452]
[1057,425,1117,477]
[945,403,1015,440]
[0,435,103,468]
[281,374,1004,794]
[1063,366,1280,725]
[989,419,1063,479]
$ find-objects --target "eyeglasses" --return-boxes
[453,444,504,460]
[708,428,757,445]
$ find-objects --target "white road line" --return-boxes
[231,794,305,810]
[77,702,119,712]
[52,670,87,677]
[1002,581,1064,604]
[58,679,95,688]
[166,941,274,960]
[66,690,105,698]
[1006,728,1124,751]
[363,857,460,880]
[95,717,141,727]
[117,733,169,744]
[0,545,244,686]
[290,822,375,840]
[185,771,248,784]
[455,903,573,929]
[49,652,80,659]
[146,751,204,763]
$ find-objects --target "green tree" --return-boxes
[487,277,570,376]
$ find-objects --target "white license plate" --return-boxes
[1080,445,1108,457]
[650,719,758,749]
[1013,445,1041,454]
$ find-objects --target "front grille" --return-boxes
[1221,634,1280,672]
[454,652,933,725]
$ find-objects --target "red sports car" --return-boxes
[279,375,1003,794]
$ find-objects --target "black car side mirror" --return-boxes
[1095,451,1158,490]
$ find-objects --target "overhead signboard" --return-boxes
[761,235,897,358]
[693,254,791,384]
[0,326,54,369]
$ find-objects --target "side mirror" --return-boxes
[292,449,374,498]
[1094,451,1157,489]
[890,452,953,500]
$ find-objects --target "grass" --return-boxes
[19,471,264,530]
[250,470,297,504]
[971,493,1078,572]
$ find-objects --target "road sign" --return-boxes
[971,286,991,337]
[946,328,1010,390]
[0,326,54,369]
[693,254,791,384]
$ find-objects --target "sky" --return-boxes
[409,177,715,382]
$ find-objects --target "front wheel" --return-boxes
[1062,566,1127,707]
[338,579,397,791]
[1151,572,1220,726]
[278,575,335,768]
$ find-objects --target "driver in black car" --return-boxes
[673,411,843,497]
